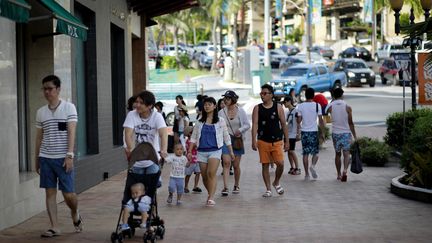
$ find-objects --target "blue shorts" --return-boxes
[197,149,222,163]
[332,133,352,152]
[168,177,185,194]
[185,163,200,175]
[301,131,319,155]
[39,157,75,193]
[222,136,245,155]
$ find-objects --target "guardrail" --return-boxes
[148,82,198,101]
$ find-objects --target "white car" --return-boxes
[294,52,328,65]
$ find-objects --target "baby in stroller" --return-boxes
[111,142,165,243]
[120,183,151,231]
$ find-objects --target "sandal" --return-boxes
[206,199,216,207]
[73,214,83,232]
[221,188,229,196]
[273,184,284,195]
[41,229,61,238]
[262,190,272,197]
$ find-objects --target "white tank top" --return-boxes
[329,100,351,134]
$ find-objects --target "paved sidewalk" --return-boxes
[1,126,431,243]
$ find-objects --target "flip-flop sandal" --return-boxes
[41,229,61,238]
[262,190,272,197]
[273,185,284,195]
[206,199,216,207]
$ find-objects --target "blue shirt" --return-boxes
[198,124,218,152]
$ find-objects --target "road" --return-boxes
[192,74,413,127]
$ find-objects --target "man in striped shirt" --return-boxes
[35,75,82,237]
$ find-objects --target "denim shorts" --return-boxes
[197,149,222,163]
[185,163,200,175]
[222,136,245,156]
[168,177,185,194]
[129,163,160,175]
[332,133,352,152]
[39,157,75,193]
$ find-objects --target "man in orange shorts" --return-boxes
[252,84,289,197]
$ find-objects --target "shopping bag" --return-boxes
[350,143,363,174]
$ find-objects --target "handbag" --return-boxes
[350,142,363,174]
[223,108,244,150]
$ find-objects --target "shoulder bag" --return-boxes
[223,108,244,150]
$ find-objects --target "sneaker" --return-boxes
[304,175,310,181]
[221,188,229,196]
[310,166,318,179]
[120,223,130,232]
[184,188,190,193]
[192,187,202,193]
[232,186,240,194]
[167,195,173,204]
[288,168,294,175]
[73,214,83,233]
[294,168,301,175]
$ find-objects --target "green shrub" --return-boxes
[161,56,177,69]
[352,137,390,167]
[400,114,432,188]
[384,108,432,150]
[179,54,190,69]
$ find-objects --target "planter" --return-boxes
[391,174,432,203]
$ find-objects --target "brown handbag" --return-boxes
[223,107,244,150]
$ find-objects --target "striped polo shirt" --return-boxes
[36,99,78,159]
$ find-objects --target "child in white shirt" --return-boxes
[165,143,189,205]
[120,183,151,231]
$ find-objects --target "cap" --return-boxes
[222,90,238,99]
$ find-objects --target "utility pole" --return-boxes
[306,0,312,63]
[264,0,270,67]
[371,0,377,56]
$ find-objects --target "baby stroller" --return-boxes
[111,142,165,243]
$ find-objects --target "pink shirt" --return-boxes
[186,139,197,163]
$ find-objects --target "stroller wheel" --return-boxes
[130,227,135,237]
[111,232,123,243]
[156,225,165,239]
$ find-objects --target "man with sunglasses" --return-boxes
[252,84,289,197]
[35,75,82,237]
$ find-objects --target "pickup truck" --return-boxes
[374,44,410,62]
[269,64,347,101]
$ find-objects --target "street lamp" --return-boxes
[390,0,432,110]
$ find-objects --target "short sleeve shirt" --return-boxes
[296,102,322,132]
[165,155,188,178]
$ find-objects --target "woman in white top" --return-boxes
[173,95,186,144]
[218,90,251,195]
[187,97,234,206]
[123,90,168,203]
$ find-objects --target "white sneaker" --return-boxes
[310,166,318,179]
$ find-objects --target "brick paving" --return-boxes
[1,126,432,243]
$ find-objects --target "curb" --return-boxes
[391,174,432,203]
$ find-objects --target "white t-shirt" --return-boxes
[296,102,322,132]
[178,116,189,133]
[285,107,299,138]
[165,154,188,178]
[123,110,166,160]
[36,99,78,159]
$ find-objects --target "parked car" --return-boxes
[374,44,409,62]
[379,57,411,86]
[281,44,300,56]
[279,56,304,71]
[333,58,375,87]
[311,45,334,59]
[270,49,288,69]
[294,52,328,65]
[339,47,372,61]
[199,53,213,68]
[269,63,347,101]
[194,41,212,53]
[159,45,188,57]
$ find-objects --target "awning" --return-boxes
[38,0,87,41]
[0,0,31,23]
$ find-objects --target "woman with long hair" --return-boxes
[218,90,250,196]
[187,97,234,206]
[173,95,186,144]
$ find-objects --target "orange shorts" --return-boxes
[257,140,284,164]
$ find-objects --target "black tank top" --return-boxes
[258,102,283,142]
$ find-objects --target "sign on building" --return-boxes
[418,52,432,105]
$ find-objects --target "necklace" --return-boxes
[48,100,61,112]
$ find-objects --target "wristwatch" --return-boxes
[66,152,75,159]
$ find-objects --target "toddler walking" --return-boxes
[184,126,202,193]
[165,143,189,205]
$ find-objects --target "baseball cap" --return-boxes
[222,90,238,99]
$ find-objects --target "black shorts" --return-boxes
[289,138,297,151]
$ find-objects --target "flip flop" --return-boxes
[73,214,83,232]
[41,229,61,238]
[206,199,216,207]
[273,185,284,195]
